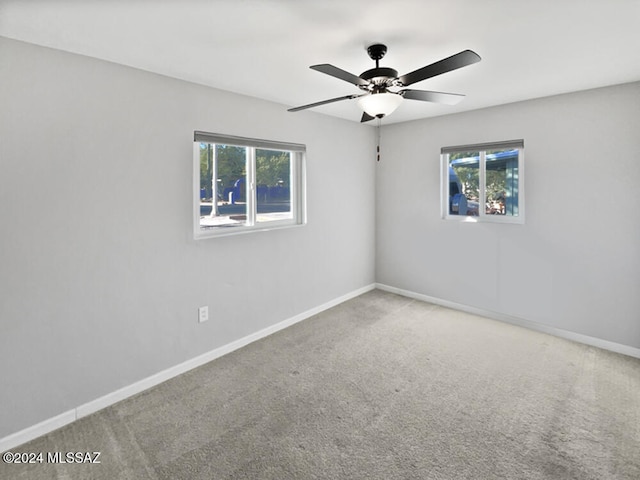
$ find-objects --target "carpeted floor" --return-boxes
[2,290,639,479]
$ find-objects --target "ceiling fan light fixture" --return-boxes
[357,92,403,118]
[289,45,480,122]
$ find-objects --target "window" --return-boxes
[194,132,306,238]
[441,140,524,223]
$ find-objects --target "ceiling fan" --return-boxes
[288,44,481,122]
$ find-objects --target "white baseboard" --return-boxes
[0,410,76,456]
[376,283,640,360]
[0,283,376,453]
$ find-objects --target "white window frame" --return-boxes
[194,131,306,238]
[441,139,525,224]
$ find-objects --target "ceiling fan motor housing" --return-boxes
[360,44,399,92]
[359,68,399,92]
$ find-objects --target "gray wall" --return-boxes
[376,82,640,349]
[0,37,376,438]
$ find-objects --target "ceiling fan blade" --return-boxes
[360,112,376,123]
[310,64,369,87]
[400,89,465,105]
[398,50,481,87]
[288,94,363,112]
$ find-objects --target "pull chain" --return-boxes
[376,117,381,162]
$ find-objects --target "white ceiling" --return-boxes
[1,0,639,125]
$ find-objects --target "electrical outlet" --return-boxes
[198,306,209,323]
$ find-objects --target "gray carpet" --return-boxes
[2,290,639,479]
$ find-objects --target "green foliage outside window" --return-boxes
[256,149,290,187]
[450,150,513,203]
[200,145,290,196]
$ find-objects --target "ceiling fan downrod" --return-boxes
[367,43,387,68]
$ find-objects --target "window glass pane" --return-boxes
[485,149,519,216]
[449,151,480,216]
[256,149,292,223]
[199,143,248,230]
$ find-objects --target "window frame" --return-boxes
[193,131,306,239]
[441,139,525,224]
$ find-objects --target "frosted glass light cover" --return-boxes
[357,92,403,117]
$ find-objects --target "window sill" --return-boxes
[443,214,524,224]
[194,221,306,239]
